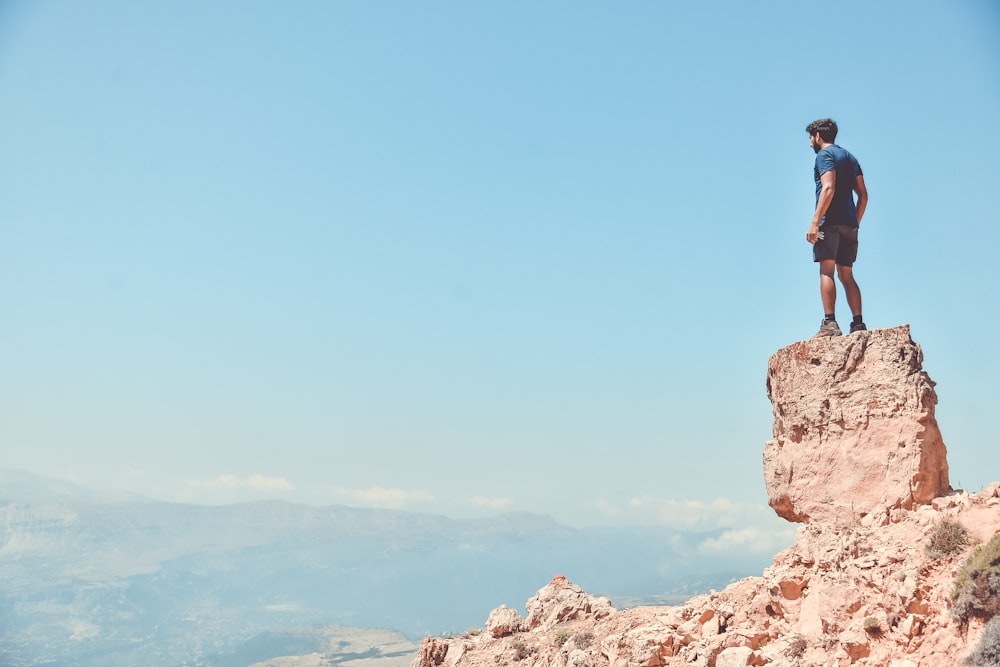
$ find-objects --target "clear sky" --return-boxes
[2,1,998,548]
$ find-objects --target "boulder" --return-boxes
[525,574,615,629]
[763,325,950,523]
[484,604,525,637]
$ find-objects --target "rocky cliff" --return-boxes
[764,325,950,525]
[411,326,998,666]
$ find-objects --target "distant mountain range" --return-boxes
[0,469,766,667]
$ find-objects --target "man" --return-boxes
[805,118,868,337]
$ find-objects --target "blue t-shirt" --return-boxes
[814,145,863,227]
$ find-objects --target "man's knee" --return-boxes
[838,274,860,293]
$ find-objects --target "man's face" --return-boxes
[809,133,822,154]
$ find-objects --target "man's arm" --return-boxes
[807,170,836,244]
[854,174,868,224]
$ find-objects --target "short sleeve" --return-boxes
[815,150,836,176]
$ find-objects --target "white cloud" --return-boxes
[246,474,294,491]
[623,496,754,529]
[332,485,433,509]
[584,496,796,539]
[188,474,294,492]
[698,525,797,555]
[589,499,621,519]
[470,496,513,510]
[583,495,797,557]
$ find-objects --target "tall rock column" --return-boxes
[763,325,950,524]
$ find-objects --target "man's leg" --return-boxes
[813,228,843,336]
[819,259,837,316]
[836,264,862,317]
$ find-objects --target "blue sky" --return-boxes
[2,1,998,548]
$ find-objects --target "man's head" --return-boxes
[806,118,838,152]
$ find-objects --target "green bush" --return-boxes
[965,616,1000,666]
[952,535,1000,625]
[926,517,972,560]
[553,628,572,647]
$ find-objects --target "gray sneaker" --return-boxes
[849,321,867,333]
[814,319,843,337]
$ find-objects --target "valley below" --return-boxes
[0,469,773,667]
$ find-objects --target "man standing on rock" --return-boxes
[805,118,868,337]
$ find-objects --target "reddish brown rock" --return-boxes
[763,325,950,524]
[484,604,525,637]
[412,637,448,667]
[525,574,614,629]
[409,491,1000,666]
[409,326,996,667]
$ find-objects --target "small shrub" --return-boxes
[966,615,1000,666]
[572,631,594,650]
[553,627,572,647]
[863,616,882,637]
[465,627,482,637]
[952,535,1000,625]
[510,637,536,661]
[926,517,972,560]
[786,636,807,658]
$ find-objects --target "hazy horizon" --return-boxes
[1,465,780,666]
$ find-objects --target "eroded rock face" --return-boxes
[409,489,1000,667]
[485,604,525,638]
[408,325,990,667]
[763,325,950,524]
[525,574,614,629]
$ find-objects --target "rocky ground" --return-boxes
[411,326,999,666]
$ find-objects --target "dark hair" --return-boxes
[805,118,838,143]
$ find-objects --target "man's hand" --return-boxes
[806,223,821,244]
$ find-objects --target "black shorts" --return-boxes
[813,224,859,266]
